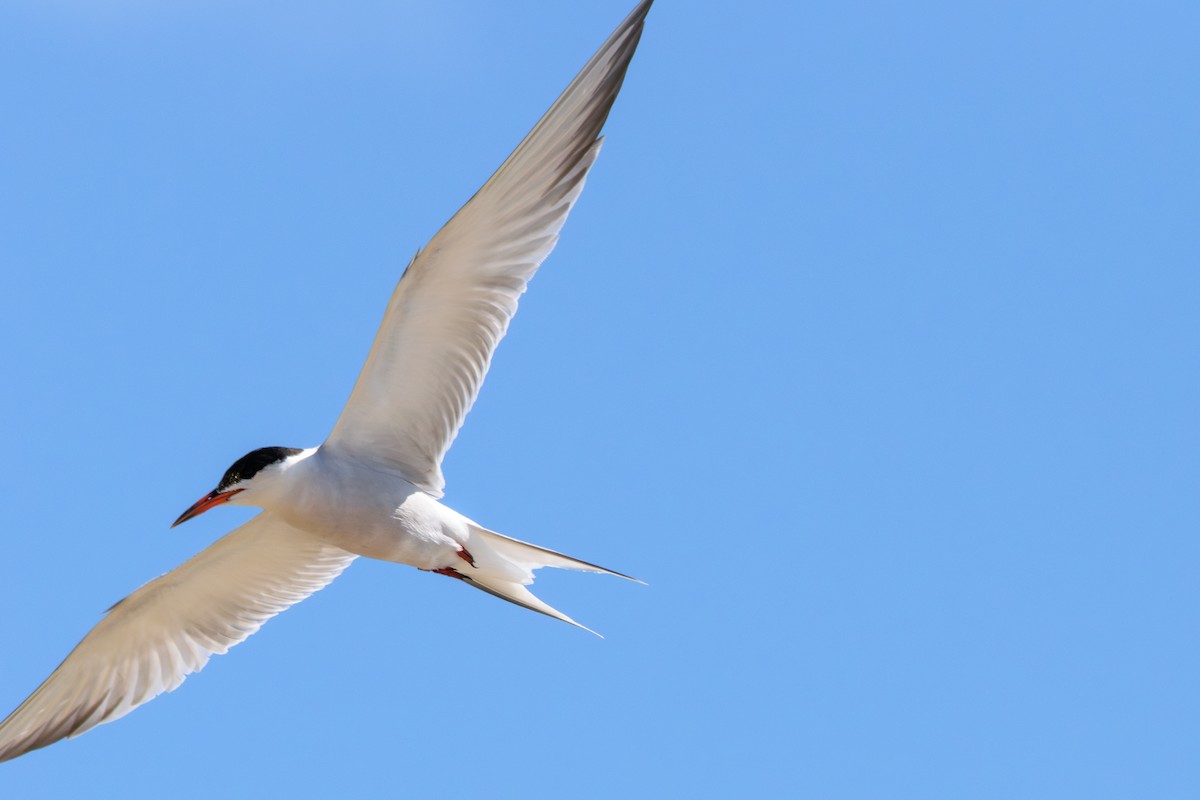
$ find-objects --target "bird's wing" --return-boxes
[0,514,356,763]
[323,0,652,496]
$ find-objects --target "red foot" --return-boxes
[433,566,466,580]
[457,547,476,567]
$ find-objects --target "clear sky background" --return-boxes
[1,1,1197,797]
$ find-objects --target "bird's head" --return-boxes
[172,446,306,527]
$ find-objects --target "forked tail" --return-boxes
[456,525,642,637]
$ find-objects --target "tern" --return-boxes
[0,0,651,764]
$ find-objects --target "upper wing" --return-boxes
[0,514,356,763]
[323,0,652,495]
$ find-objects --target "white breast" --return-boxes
[272,448,467,569]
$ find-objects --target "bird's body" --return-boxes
[248,447,455,569]
[0,0,651,764]
[254,447,590,593]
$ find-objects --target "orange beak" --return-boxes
[172,488,244,528]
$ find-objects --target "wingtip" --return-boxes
[604,567,647,585]
[629,0,655,22]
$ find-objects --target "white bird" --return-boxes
[0,0,651,764]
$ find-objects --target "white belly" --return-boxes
[272,449,469,570]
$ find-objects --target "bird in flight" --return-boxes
[0,0,651,764]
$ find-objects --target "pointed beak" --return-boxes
[172,488,244,528]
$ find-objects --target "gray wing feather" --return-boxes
[324,1,652,494]
[0,515,355,763]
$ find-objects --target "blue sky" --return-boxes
[1,1,1197,797]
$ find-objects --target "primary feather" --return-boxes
[324,0,650,495]
[0,516,355,763]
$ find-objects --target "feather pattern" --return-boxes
[324,0,652,495]
[0,515,355,763]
